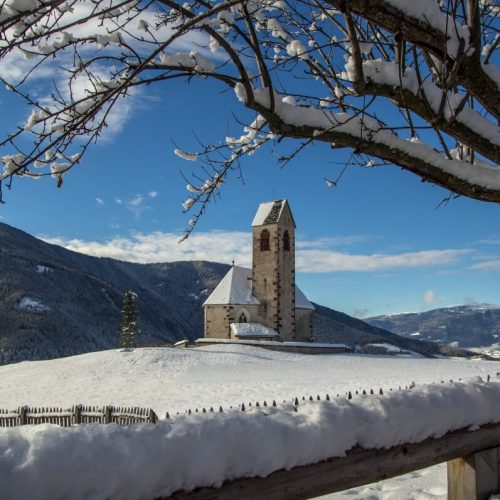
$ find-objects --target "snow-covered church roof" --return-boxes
[203,266,314,310]
[203,267,259,306]
[251,199,295,227]
[230,323,280,338]
[295,286,314,310]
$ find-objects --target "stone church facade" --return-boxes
[203,200,314,342]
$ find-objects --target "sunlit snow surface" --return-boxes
[1,345,498,414]
[0,345,499,500]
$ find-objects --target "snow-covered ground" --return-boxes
[1,345,499,500]
[17,296,50,311]
[1,345,497,415]
[470,344,500,360]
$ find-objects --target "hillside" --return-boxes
[0,222,473,364]
[0,222,226,364]
[366,304,500,348]
[312,304,470,357]
[1,345,499,499]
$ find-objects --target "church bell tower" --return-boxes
[251,200,296,340]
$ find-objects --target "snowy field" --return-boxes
[1,345,499,499]
[1,345,498,415]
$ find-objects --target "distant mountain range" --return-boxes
[366,304,500,348]
[0,222,481,364]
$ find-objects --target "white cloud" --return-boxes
[41,231,252,267]
[478,237,500,245]
[56,67,140,142]
[96,197,104,205]
[1,2,214,145]
[39,231,470,273]
[353,308,369,318]
[295,248,469,273]
[421,289,446,308]
[422,290,437,306]
[128,194,144,207]
[148,191,158,198]
[0,50,55,83]
[295,235,371,249]
[114,194,152,216]
[470,259,500,270]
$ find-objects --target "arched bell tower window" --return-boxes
[283,230,290,251]
[238,312,248,323]
[260,229,270,251]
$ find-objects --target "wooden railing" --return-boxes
[164,422,500,500]
[3,379,500,499]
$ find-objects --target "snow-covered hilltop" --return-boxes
[1,345,500,500]
[0,222,461,365]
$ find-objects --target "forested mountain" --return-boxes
[367,305,500,348]
[0,222,225,364]
[0,223,475,364]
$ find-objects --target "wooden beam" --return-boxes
[163,423,500,500]
[448,447,500,500]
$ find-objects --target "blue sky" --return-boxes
[1,62,499,318]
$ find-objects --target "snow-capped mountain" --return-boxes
[366,304,500,348]
[0,223,474,364]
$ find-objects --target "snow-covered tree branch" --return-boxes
[0,0,499,232]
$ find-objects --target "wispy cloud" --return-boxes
[421,289,445,309]
[296,248,470,273]
[128,194,144,207]
[116,193,152,218]
[477,237,500,245]
[42,231,252,266]
[96,197,104,205]
[470,259,500,270]
[148,191,158,198]
[1,2,214,144]
[422,289,437,306]
[40,230,471,273]
[353,308,370,318]
[295,235,372,249]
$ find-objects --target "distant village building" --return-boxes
[203,200,314,341]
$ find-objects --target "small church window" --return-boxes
[260,229,270,251]
[283,230,290,251]
[238,312,248,323]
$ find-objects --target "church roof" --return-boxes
[295,286,315,310]
[203,267,260,306]
[203,266,315,310]
[251,199,295,227]
[230,323,280,338]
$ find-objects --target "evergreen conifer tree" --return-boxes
[120,290,138,349]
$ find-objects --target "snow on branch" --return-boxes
[0,0,498,222]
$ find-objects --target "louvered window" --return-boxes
[260,229,270,251]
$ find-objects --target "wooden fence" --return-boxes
[0,405,158,427]
[3,376,500,499]
[2,373,498,427]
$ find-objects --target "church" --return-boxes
[203,200,314,342]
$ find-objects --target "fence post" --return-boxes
[148,409,158,424]
[104,406,112,424]
[448,447,500,500]
[74,405,82,425]
[19,406,28,425]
